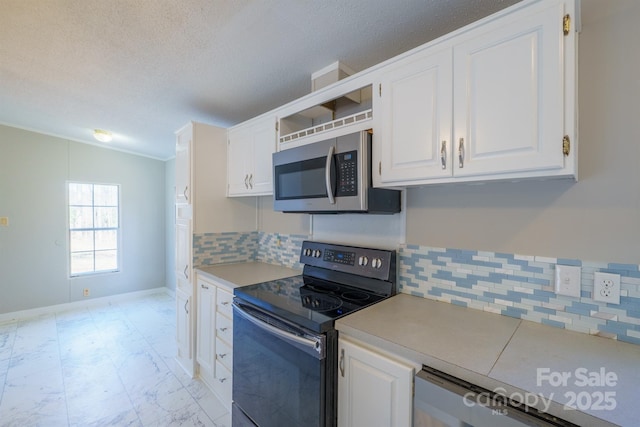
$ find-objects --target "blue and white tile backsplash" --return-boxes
[399,244,640,346]
[193,231,307,270]
[193,231,259,266]
[194,233,640,346]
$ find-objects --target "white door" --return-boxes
[227,128,253,196]
[338,339,414,427]
[175,218,192,293]
[175,124,192,204]
[250,116,276,195]
[176,289,192,374]
[376,46,453,184]
[453,1,566,177]
[196,279,215,376]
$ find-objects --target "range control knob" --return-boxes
[304,248,312,257]
[372,258,383,269]
[313,249,322,258]
[358,256,369,266]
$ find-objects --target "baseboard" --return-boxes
[0,286,173,324]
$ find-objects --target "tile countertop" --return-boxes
[336,294,639,427]
[196,262,301,290]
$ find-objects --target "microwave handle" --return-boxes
[325,145,336,204]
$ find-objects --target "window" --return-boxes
[68,182,119,276]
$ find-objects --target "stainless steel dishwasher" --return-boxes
[414,366,578,427]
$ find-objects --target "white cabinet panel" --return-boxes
[376,47,453,184]
[196,279,215,377]
[453,1,566,177]
[338,338,414,427]
[228,115,276,196]
[176,290,193,376]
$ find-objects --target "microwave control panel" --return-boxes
[336,150,358,196]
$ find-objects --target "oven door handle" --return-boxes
[325,145,336,205]
[233,302,325,359]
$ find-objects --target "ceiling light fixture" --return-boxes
[93,129,113,143]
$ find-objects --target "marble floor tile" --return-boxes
[0,291,228,426]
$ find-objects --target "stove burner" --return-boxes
[306,283,341,293]
[341,291,370,302]
[301,293,343,312]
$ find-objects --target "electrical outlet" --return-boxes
[593,272,620,304]
[555,265,581,297]
[83,288,90,297]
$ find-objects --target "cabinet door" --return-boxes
[227,127,253,196]
[376,47,453,185]
[453,1,566,178]
[175,218,192,293]
[228,116,276,196]
[176,289,193,375]
[338,339,414,427]
[196,279,216,377]
[175,124,192,204]
[249,116,276,195]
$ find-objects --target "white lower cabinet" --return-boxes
[338,337,416,427]
[196,274,234,410]
[176,289,193,375]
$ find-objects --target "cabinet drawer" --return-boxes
[214,359,233,407]
[216,288,233,317]
[215,337,233,371]
[216,312,233,344]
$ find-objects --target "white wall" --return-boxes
[0,125,167,314]
[403,0,640,264]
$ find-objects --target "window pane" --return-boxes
[71,252,94,274]
[95,250,117,271]
[95,230,117,250]
[95,207,118,228]
[69,207,94,229]
[70,230,94,252]
[94,185,118,206]
[68,182,119,276]
[69,183,93,205]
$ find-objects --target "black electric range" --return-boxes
[232,240,396,427]
[233,240,397,333]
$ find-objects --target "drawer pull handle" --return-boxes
[218,353,227,359]
[219,327,228,332]
[200,284,209,289]
[218,377,227,383]
[221,301,230,306]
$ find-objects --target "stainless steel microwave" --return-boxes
[272,130,400,214]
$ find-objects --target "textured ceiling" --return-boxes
[0,0,520,160]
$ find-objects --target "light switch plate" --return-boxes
[555,265,581,298]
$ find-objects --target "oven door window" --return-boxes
[274,156,335,200]
[233,305,327,427]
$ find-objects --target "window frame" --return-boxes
[67,181,121,277]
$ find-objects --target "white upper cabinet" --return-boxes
[175,124,192,204]
[227,115,276,196]
[374,0,576,186]
[375,46,453,184]
[453,0,569,178]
